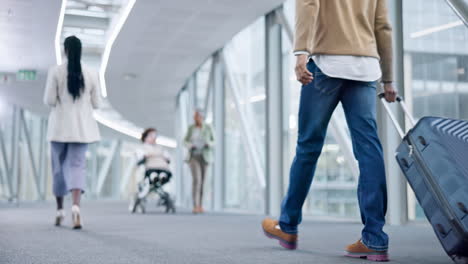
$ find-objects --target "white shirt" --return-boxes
[296,52,382,82]
[191,127,205,154]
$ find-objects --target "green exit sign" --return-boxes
[17,70,36,81]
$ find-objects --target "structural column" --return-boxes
[10,106,21,202]
[174,96,184,208]
[212,51,225,211]
[39,118,48,200]
[377,0,408,225]
[265,10,284,216]
[111,140,122,198]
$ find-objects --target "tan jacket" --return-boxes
[44,63,101,143]
[295,0,393,82]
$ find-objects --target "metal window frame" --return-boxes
[0,127,13,199]
[96,141,120,195]
[265,10,285,216]
[376,0,408,225]
[445,0,468,26]
[212,51,225,211]
[204,59,216,115]
[10,106,20,202]
[19,110,42,198]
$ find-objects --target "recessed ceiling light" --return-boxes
[83,28,106,35]
[65,9,109,18]
[123,73,137,80]
[88,6,105,12]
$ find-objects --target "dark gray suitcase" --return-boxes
[379,93,468,264]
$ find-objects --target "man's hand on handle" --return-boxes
[383,83,397,103]
[295,54,313,86]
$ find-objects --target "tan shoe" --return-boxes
[262,218,298,250]
[345,239,388,262]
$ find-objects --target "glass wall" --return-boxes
[223,17,266,213]
[0,104,48,201]
[173,2,369,218]
[0,100,170,204]
[174,61,217,210]
[403,0,468,220]
[8,0,460,218]
[195,58,213,111]
[195,58,215,209]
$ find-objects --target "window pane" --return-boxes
[223,17,266,213]
[403,0,468,220]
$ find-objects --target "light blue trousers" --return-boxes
[51,142,88,197]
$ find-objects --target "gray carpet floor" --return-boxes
[0,201,452,264]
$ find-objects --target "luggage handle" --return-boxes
[378,93,416,139]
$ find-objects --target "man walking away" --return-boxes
[262,0,397,261]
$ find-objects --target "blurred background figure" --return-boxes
[184,110,214,214]
[43,35,101,229]
[140,128,171,177]
[131,128,175,214]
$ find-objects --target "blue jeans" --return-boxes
[279,61,389,251]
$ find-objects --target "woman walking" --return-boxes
[184,110,214,214]
[44,36,101,229]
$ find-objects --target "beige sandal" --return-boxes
[71,205,82,229]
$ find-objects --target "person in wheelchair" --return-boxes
[139,128,172,187]
[131,128,175,213]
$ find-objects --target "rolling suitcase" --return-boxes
[379,93,468,264]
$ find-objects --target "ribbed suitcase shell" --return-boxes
[396,117,468,262]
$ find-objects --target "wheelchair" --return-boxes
[130,168,176,214]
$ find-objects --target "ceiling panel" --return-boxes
[1,0,285,140]
[0,0,62,114]
[106,0,284,136]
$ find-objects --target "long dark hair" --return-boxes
[64,36,84,101]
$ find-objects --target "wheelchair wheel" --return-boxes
[131,197,140,213]
[452,255,468,264]
[165,197,176,214]
[131,195,146,214]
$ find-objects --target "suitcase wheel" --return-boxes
[452,255,468,264]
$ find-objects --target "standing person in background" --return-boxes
[184,110,214,214]
[44,36,101,229]
[262,0,397,261]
